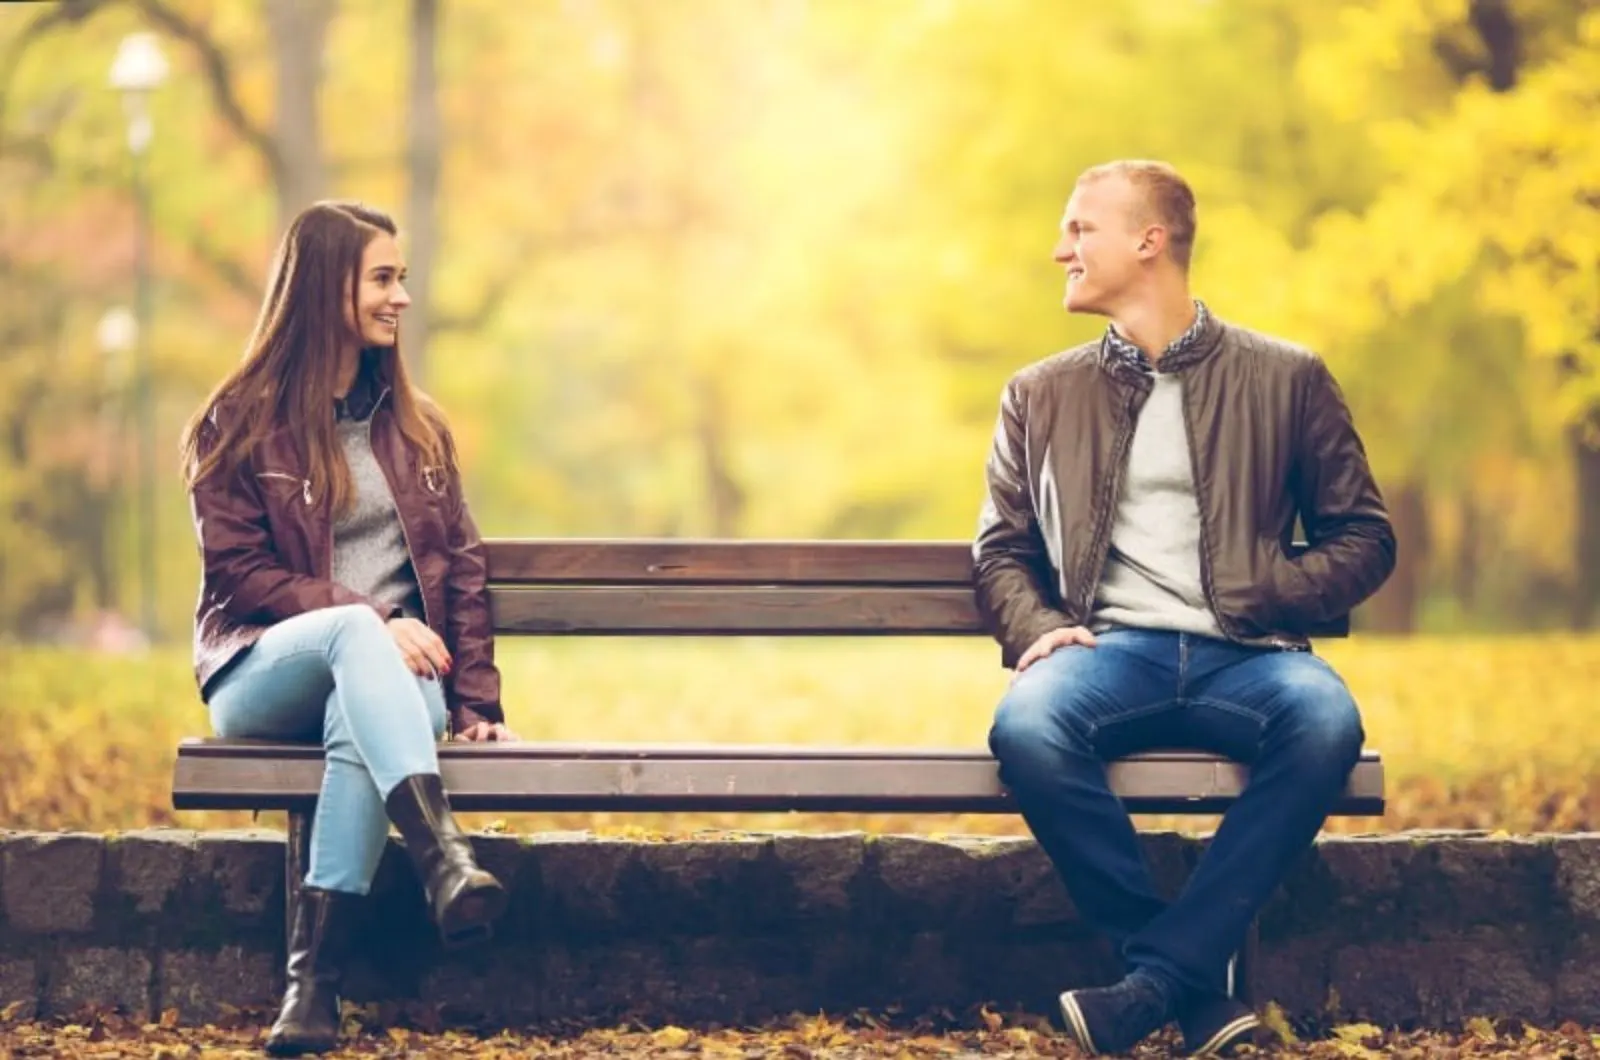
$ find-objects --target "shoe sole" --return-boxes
[264,1034,336,1057]
[1189,1012,1262,1057]
[439,880,508,949]
[1058,991,1101,1056]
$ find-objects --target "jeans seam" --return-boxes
[1181,696,1272,751]
[1085,698,1182,745]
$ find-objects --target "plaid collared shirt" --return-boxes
[1103,300,1211,374]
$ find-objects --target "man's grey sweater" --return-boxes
[1089,303,1223,639]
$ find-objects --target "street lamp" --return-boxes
[109,32,167,641]
[96,307,136,616]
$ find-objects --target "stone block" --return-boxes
[161,945,279,1022]
[44,947,152,1019]
[2,833,102,934]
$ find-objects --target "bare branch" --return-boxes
[130,0,285,187]
[432,227,607,335]
[184,229,259,301]
[0,0,111,154]
[431,274,517,335]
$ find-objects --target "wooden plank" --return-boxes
[171,743,1385,816]
[175,739,1381,765]
[487,586,985,635]
[485,539,975,586]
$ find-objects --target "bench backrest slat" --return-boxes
[487,586,983,635]
[481,538,1351,639]
[484,539,974,586]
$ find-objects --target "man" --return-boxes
[975,160,1395,1056]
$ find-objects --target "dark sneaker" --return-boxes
[1058,972,1176,1056]
[1179,994,1262,1057]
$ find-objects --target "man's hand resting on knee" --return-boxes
[1016,625,1098,672]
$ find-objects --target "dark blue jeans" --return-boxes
[988,629,1364,999]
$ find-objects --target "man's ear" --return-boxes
[1136,224,1168,261]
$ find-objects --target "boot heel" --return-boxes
[438,876,508,949]
[386,773,512,945]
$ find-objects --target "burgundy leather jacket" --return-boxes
[187,385,502,731]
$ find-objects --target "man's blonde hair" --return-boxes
[1077,160,1197,271]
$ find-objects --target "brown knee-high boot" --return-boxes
[264,887,356,1056]
[384,773,507,947]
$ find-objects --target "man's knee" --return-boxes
[1272,668,1364,771]
[990,671,1094,773]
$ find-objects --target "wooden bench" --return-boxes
[172,539,1385,995]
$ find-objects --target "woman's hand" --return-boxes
[386,616,452,677]
[458,721,518,742]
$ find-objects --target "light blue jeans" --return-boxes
[208,604,447,895]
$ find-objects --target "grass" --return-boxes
[4,634,1599,837]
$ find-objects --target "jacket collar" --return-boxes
[1098,300,1224,380]
[333,350,389,422]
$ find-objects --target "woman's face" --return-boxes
[347,234,411,347]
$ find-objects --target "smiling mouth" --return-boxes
[374,314,399,327]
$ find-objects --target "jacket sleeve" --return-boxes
[439,432,503,729]
[1274,357,1397,626]
[973,378,1074,668]
[189,420,394,624]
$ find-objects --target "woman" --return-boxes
[180,200,517,1056]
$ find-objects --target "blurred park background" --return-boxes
[0,0,1597,839]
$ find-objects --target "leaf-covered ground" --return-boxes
[9,640,1600,1055]
[6,1006,1600,1059]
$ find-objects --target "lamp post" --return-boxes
[109,32,167,642]
[96,306,137,613]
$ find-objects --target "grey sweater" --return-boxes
[1089,370,1223,638]
[332,412,424,621]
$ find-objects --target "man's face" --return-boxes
[1053,175,1147,315]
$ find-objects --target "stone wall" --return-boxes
[2,828,1598,1028]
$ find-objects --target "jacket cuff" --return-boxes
[451,702,504,733]
[1005,612,1075,669]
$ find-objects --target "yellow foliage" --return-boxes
[1260,1001,1300,1045]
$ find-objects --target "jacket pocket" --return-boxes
[255,470,312,506]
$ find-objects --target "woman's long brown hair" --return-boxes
[179,201,449,513]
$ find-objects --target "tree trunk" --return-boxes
[1453,492,1479,611]
[1361,479,1429,633]
[264,0,332,231]
[1570,418,1600,628]
[698,377,744,537]
[403,0,441,382]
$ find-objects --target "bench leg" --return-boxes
[285,808,313,936]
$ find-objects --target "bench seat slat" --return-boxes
[488,586,984,635]
[486,539,975,586]
[175,739,1380,764]
[172,741,1385,816]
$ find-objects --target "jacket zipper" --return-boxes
[256,471,314,507]
[1076,380,1143,620]
[366,389,433,633]
[1176,373,1297,648]
[1176,378,1234,640]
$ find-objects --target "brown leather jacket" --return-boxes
[187,385,502,730]
[974,313,1396,668]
